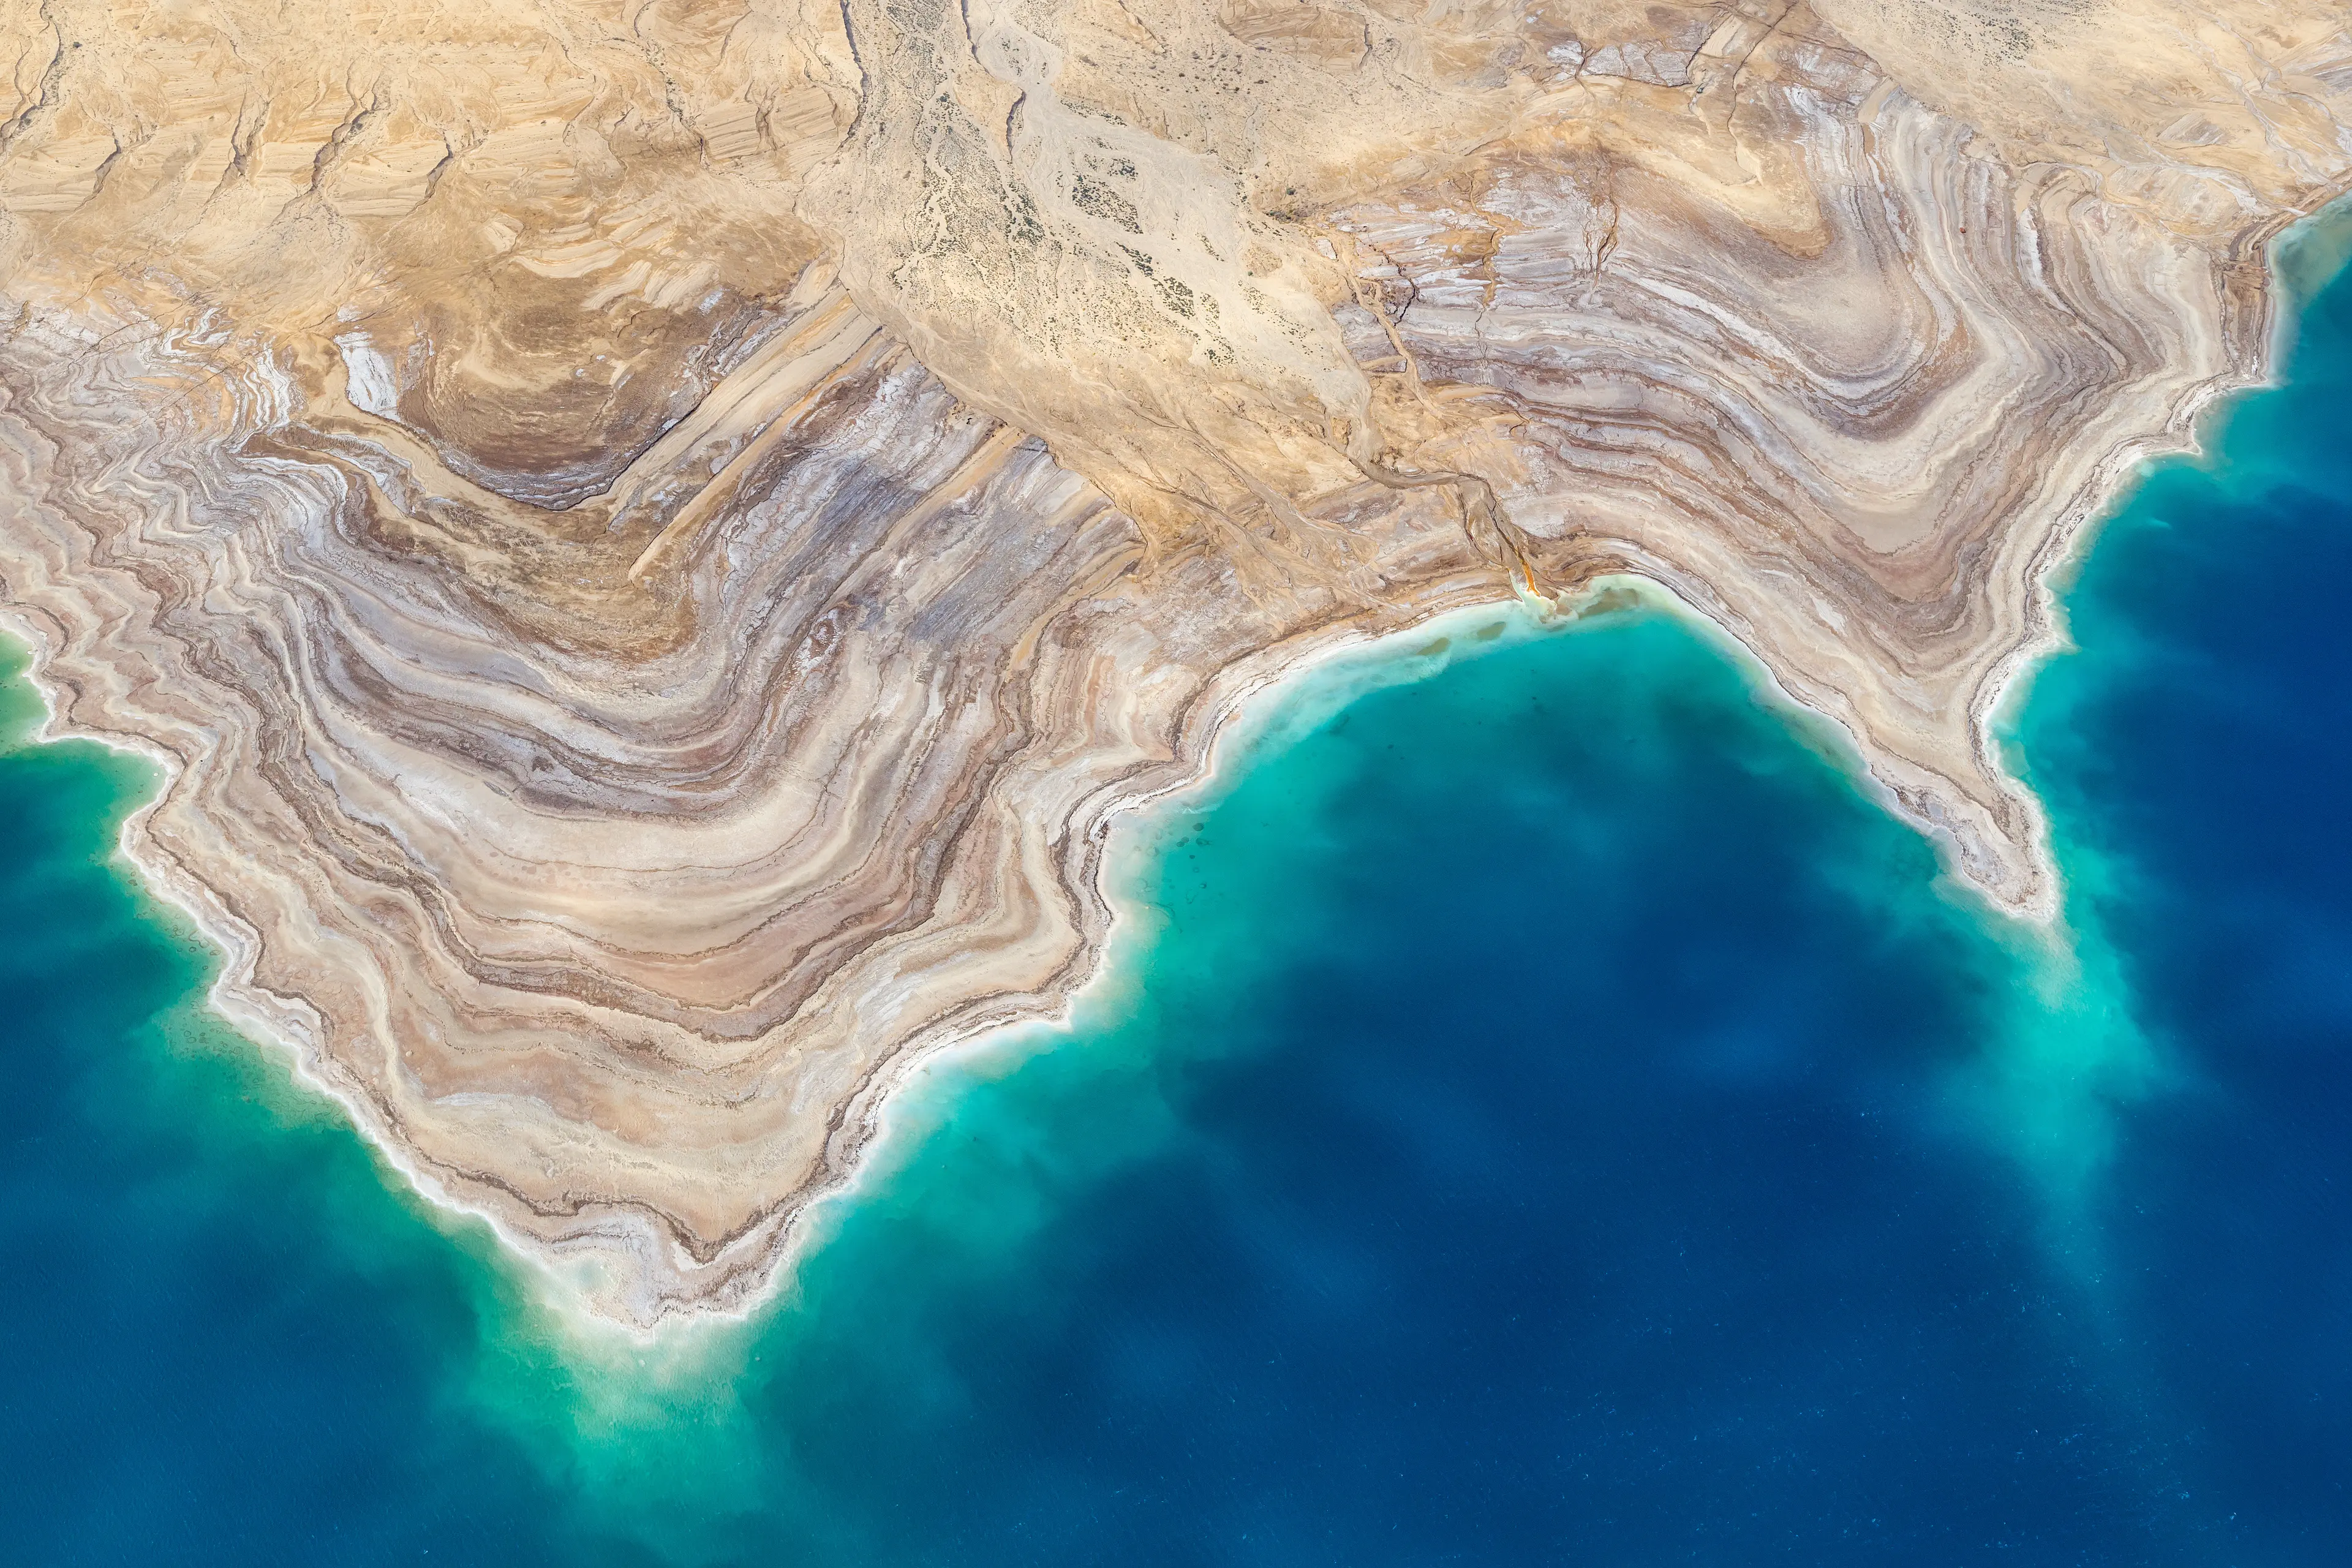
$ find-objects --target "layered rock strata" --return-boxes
[1,0,2346,1321]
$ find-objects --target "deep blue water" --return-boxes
[2,215,2350,1564]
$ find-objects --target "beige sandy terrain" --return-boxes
[0,0,2346,1323]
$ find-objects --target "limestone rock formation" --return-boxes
[1,0,2346,1322]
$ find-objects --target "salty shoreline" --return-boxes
[0,184,2329,1324]
[0,226,2325,1329]
[11,194,2352,1562]
[1,179,2343,1331]
[0,1,2344,1325]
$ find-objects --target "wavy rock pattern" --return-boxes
[0,0,2346,1321]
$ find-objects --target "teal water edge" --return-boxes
[4,209,2351,1564]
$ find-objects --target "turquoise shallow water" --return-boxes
[3,213,2351,1563]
